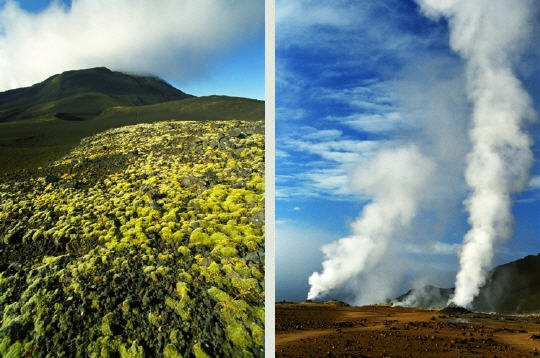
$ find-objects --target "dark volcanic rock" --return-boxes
[440,303,471,315]
[45,174,60,183]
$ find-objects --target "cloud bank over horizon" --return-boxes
[0,0,263,92]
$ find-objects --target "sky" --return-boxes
[276,0,540,305]
[0,0,265,99]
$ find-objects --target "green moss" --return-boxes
[148,311,160,327]
[143,265,156,274]
[245,240,259,250]
[177,246,190,256]
[42,254,67,266]
[168,329,180,345]
[2,340,25,358]
[209,232,229,246]
[225,322,252,349]
[87,336,121,357]
[219,246,237,257]
[192,342,211,358]
[118,341,144,358]
[207,286,228,302]
[249,322,264,346]
[233,261,251,277]
[0,119,264,357]
[154,265,171,277]
[160,226,173,240]
[163,344,183,358]
[204,262,220,277]
[0,337,10,356]
[122,300,131,316]
[101,312,115,336]
[189,228,209,246]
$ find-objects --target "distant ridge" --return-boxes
[389,285,454,309]
[390,253,540,314]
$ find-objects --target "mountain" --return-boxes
[0,67,264,172]
[0,67,192,122]
[472,253,540,313]
[390,253,540,313]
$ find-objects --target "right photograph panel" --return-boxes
[275,0,540,356]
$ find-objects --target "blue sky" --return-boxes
[276,0,540,304]
[0,0,265,99]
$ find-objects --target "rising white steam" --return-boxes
[416,0,536,307]
[307,145,435,300]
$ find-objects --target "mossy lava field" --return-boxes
[0,119,264,357]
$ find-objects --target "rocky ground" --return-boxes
[276,302,540,357]
[0,119,264,357]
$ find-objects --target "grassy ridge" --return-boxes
[98,96,264,123]
[0,119,264,356]
[0,95,264,173]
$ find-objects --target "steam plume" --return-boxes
[307,145,434,300]
[416,0,536,307]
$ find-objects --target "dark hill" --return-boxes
[473,253,540,313]
[0,67,192,122]
[0,67,263,173]
[390,253,540,313]
[388,285,454,309]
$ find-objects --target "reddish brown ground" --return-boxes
[276,302,540,357]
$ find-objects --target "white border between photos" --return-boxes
[265,0,275,356]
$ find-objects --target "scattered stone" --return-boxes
[45,174,60,183]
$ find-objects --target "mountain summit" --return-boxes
[0,67,192,122]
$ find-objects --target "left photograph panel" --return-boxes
[0,1,265,357]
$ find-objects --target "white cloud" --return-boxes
[304,129,343,141]
[293,138,381,164]
[275,149,290,159]
[528,175,540,190]
[276,0,357,47]
[277,125,386,200]
[305,169,350,196]
[0,0,263,91]
[319,81,410,134]
[276,1,350,27]
[329,112,405,134]
[275,0,434,59]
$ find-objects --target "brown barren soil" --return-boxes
[276,302,540,357]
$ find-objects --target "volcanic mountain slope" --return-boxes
[0,119,264,357]
[0,67,192,122]
[473,253,540,313]
[390,253,540,313]
[0,67,264,172]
